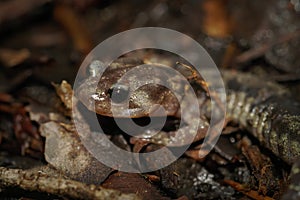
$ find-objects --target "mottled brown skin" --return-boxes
[222,70,300,165]
[76,59,210,146]
[77,61,182,118]
[222,70,300,200]
[76,59,300,199]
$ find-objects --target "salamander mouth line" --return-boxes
[95,114,182,134]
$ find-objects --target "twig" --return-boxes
[223,179,275,200]
[53,3,93,54]
[0,166,140,200]
[234,29,300,65]
[0,0,51,26]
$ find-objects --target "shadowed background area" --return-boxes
[0,0,299,199]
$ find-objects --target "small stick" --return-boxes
[0,0,51,26]
[0,167,140,200]
[234,29,300,65]
[223,179,275,200]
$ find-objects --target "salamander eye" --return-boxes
[108,84,130,104]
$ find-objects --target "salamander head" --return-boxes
[76,60,183,118]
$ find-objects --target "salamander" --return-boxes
[75,57,300,199]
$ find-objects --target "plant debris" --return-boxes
[0,0,299,199]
